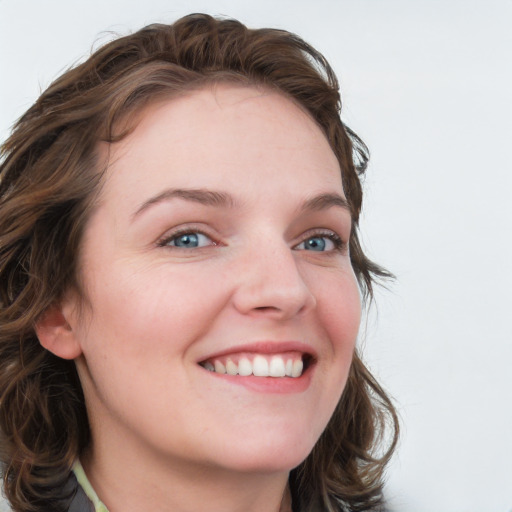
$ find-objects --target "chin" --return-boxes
[209,434,316,474]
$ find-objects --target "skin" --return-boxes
[38,85,361,512]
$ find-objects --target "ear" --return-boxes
[35,301,83,360]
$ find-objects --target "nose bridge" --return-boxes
[232,230,316,318]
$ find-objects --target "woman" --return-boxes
[0,13,398,512]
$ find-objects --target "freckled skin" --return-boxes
[63,86,361,511]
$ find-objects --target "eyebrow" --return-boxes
[301,193,351,215]
[132,188,351,220]
[132,188,236,219]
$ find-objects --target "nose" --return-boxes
[231,238,317,320]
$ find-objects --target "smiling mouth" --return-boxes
[199,352,314,378]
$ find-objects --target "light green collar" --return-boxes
[72,460,110,512]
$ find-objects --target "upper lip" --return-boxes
[197,341,317,363]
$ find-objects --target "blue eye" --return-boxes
[304,237,327,251]
[295,234,341,252]
[163,232,212,248]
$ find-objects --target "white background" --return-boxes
[1,1,511,511]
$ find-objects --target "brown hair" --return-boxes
[0,13,398,512]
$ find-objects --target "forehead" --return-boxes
[98,84,343,206]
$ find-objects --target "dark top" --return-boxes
[62,473,95,512]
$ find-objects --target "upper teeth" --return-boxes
[202,354,304,378]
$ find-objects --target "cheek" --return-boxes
[80,261,228,359]
[314,269,362,354]
[75,264,229,423]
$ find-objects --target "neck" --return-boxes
[81,441,292,512]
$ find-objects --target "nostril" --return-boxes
[231,258,315,318]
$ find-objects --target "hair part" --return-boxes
[0,13,398,512]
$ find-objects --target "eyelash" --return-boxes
[157,228,346,252]
[157,227,216,249]
[295,230,346,253]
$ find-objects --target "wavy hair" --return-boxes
[0,13,398,512]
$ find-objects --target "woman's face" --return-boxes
[67,85,361,474]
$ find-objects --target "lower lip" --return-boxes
[202,365,314,394]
